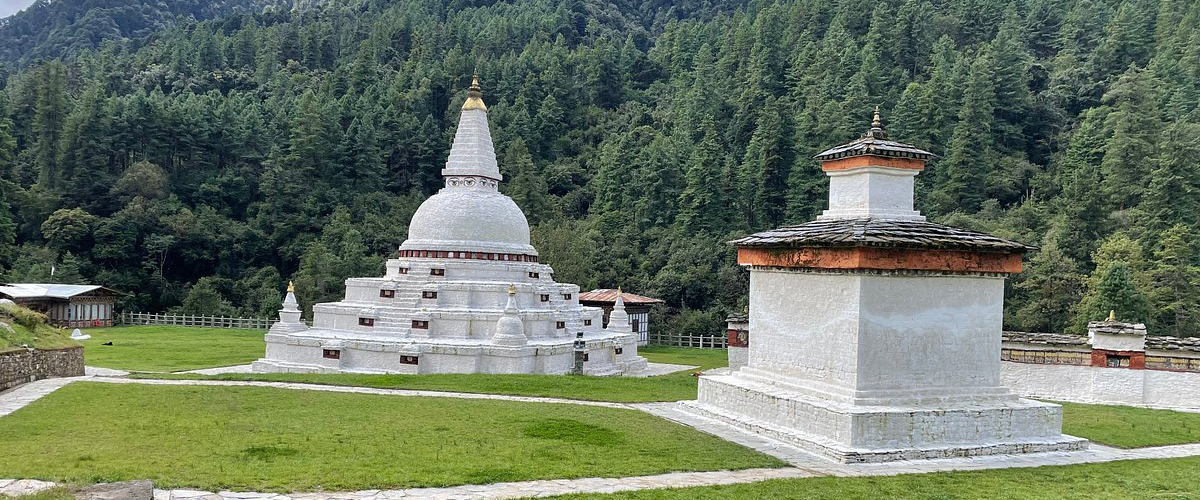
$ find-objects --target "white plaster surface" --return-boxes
[1002,362,1200,411]
[821,167,924,220]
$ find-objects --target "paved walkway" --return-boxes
[5,375,1200,500]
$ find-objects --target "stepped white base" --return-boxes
[682,373,1087,463]
[253,330,645,376]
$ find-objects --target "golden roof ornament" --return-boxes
[1106,310,1116,322]
[865,105,887,139]
[508,284,517,296]
[462,74,487,111]
[287,281,295,292]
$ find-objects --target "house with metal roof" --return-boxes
[0,284,127,328]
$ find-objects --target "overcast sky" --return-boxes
[1,0,37,19]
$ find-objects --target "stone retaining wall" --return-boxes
[0,346,84,392]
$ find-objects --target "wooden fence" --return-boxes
[119,312,277,330]
[647,332,727,349]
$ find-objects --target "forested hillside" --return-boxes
[0,0,1197,337]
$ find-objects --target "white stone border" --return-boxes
[5,376,1200,500]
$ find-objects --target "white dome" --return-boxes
[401,188,536,255]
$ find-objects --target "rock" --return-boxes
[76,480,154,500]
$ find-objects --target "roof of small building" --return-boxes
[813,107,936,161]
[578,289,664,305]
[0,283,127,299]
[728,218,1032,253]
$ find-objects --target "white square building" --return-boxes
[680,109,1086,462]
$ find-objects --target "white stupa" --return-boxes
[253,77,647,375]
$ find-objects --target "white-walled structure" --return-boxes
[253,77,646,376]
[681,110,1085,463]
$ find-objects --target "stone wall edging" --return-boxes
[0,346,85,392]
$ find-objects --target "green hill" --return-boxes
[0,303,78,352]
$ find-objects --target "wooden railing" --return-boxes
[119,312,275,330]
[647,332,727,349]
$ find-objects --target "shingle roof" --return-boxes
[813,136,936,161]
[578,289,664,305]
[728,218,1031,253]
[0,283,126,299]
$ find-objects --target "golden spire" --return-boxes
[462,74,487,111]
[865,105,887,139]
[508,284,517,296]
[1106,310,1116,322]
[287,281,294,292]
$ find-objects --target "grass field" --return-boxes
[0,382,783,492]
[0,304,78,352]
[79,326,264,372]
[133,345,728,402]
[536,456,1200,500]
[1058,401,1200,448]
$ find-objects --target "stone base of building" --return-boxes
[681,372,1088,463]
[253,331,646,376]
[0,346,85,392]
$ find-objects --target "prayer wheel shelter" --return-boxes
[0,283,127,328]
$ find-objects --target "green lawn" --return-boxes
[79,326,264,372]
[0,382,783,492]
[1058,401,1200,449]
[534,456,1200,500]
[133,345,728,402]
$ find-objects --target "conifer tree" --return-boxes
[33,61,68,191]
[931,49,996,214]
[1099,66,1161,208]
[1148,224,1200,336]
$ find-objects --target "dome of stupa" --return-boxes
[399,76,538,257]
[403,188,534,254]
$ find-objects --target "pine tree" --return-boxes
[1148,224,1200,336]
[677,119,728,235]
[931,49,996,214]
[501,138,550,225]
[1140,121,1200,236]
[739,97,794,229]
[1014,220,1086,332]
[1099,66,1161,208]
[33,61,68,191]
[1078,261,1151,326]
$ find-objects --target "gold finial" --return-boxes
[865,106,887,139]
[287,281,294,292]
[508,284,516,296]
[462,74,487,111]
[1106,310,1116,322]
[617,287,622,297]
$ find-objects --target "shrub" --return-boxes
[0,302,50,329]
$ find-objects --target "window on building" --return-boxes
[358,317,375,327]
[379,289,395,298]
[430,268,445,276]
[1106,355,1131,368]
[398,267,409,274]
[411,320,429,329]
[556,321,565,329]
[563,293,572,300]
[632,318,640,333]
[400,355,419,365]
[615,347,623,355]
[422,291,438,299]
[528,272,540,279]
[323,349,341,359]
[584,319,592,326]
[540,294,550,302]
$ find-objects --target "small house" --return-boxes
[0,283,127,328]
[578,289,663,345]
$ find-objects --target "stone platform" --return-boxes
[682,372,1087,463]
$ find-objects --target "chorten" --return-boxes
[680,109,1086,462]
[253,77,647,375]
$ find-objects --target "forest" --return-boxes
[0,0,1197,338]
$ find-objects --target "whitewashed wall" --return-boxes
[1002,362,1200,411]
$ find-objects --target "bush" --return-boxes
[0,302,49,329]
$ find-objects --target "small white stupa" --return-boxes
[253,77,647,375]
